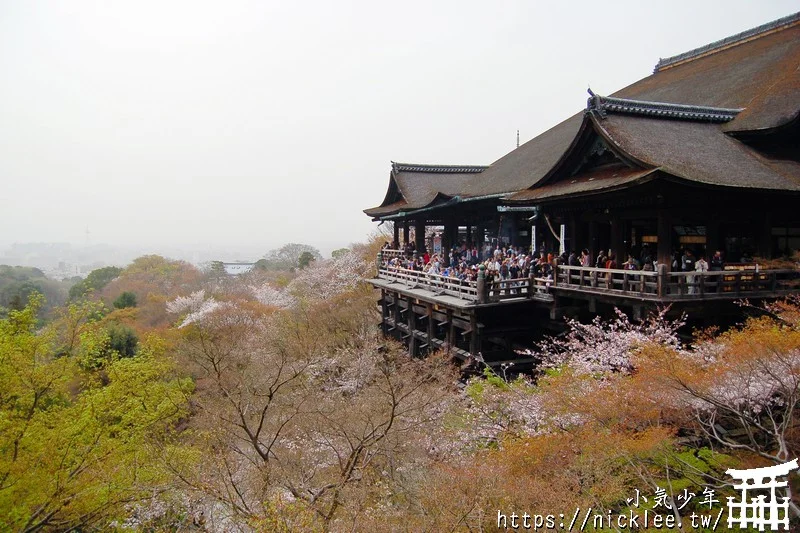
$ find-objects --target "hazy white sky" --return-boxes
[1,1,797,253]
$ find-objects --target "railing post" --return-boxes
[477,264,487,304]
[735,271,742,297]
[699,272,705,296]
[551,259,559,287]
[376,251,382,273]
[657,264,667,297]
[529,269,536,299]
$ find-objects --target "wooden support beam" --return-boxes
[380,289,388,336]
[426,303,435,353]
[415,219,426,253]
[446,309,454,353]
[657,209,672,270]
[469,313,480,356]
[407,305,416,357]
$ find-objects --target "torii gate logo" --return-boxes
[726,459,798,530]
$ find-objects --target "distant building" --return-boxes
[222,262,256,275]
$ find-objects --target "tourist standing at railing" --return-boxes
[568,251,579,266]
[595,250,607,269]
[580,249,591,267]
[691,254,708,295]
[710,250,725,271]
[682,249,696,294]
[642,254,655,272]
[623,254,640,270]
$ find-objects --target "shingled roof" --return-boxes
[366,12,800,218]
[364,162,488,218]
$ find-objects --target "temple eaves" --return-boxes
[391,162,488,174]
[585,91,743,123]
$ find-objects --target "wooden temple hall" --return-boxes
[364,13,800,367]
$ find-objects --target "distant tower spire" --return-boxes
[85,226,90,245]
[516,130,520,148]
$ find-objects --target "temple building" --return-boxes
[365,13,800,366]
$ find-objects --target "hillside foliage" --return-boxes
[1,242,799,531]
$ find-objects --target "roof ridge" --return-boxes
[586,91,742,123]
[391,162,488,173]
[654,11,800,72]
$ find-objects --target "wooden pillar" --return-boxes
[442,219,453,266]
[426,303,435,350]
[380,289,388,336]
[657,210,672,270]
[445,309,454,353]
[469,313,480,356]
[706,219,720,260]
[393,293,401,327]
[477,265,487,304]
[588,221,598,261]
[569,214,579,255]
[415,219,426,253]
[407,303,416,357]
[610,216,624,264]
[758,211,772,259]
[551,258,559,286]
[393,222,399,248]
[510,217,519,246]
[657,263,668,297]
[476,223,485,253]
[402,220,410,246]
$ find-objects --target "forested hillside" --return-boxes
[1,238,799,531]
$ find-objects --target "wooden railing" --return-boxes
[485,276,552,302]
[377,264,552,304]
[556,265,800,301]
[663,269,800,299]
[376,254,799,304]
[557,265,660,296]
[377,266,479,300]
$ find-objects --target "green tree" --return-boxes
[0,295,192,530]
[331,248,349,259]
[107,324,138,357]
[113,291,137,309]
[261,243,322,270]
[208,260,226,277]
[69,266,122,300]
[297,251,316,269]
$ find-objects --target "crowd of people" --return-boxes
[382,241,726,287]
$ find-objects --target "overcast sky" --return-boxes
[1,1,797,255]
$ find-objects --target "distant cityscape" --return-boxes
[0,241,343,280]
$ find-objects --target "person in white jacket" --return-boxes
[692,255,709,294]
